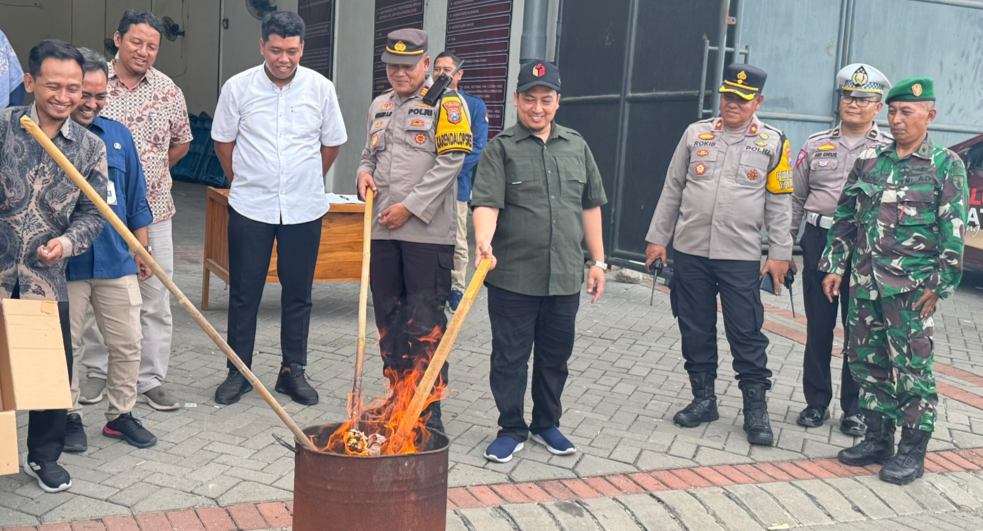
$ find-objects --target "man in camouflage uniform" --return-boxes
[791,64,892,437]
[820,78,968,485]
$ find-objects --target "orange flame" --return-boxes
[318,326,447,456]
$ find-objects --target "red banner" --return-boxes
[445,0,513,136]
[298,0,336,79]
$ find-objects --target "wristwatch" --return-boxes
[143,245,152,254]
[588,260,608,270]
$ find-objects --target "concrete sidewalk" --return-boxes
[3,182,983,530]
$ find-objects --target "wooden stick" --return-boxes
[20,116,319,453]
[349,188,373,431]
[392,258,492,446]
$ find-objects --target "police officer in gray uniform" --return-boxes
[646,64,794,446]
[791,64,892,436]
[357,29,472,433]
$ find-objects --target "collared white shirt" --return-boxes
[212,64,347,225]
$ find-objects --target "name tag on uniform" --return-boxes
[106,181,118,206]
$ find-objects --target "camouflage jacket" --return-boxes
[818,135,968,300]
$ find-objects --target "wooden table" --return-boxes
[201,187,365,310]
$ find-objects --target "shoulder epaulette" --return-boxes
[760,122,784,135]
[807,129,832,140]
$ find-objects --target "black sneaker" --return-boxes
[104,413,157,448]
[215,369,253,405]
[64,413,88,453]
[23,461,71,493]
[275,364,319,405]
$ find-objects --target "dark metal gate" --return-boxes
[555,0,738,271]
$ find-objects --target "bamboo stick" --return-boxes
[20,116,319,453]
[392,258,492,446]
[349,188,373,431]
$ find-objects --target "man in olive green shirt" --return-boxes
[472,61,607,463]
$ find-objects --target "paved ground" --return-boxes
[4,181,983,530]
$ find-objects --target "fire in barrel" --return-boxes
[293,259,490,531]
[293,330,450,531]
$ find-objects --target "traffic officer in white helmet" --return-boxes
[789,63,892,436]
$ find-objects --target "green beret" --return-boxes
[886,77,935,104]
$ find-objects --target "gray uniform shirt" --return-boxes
[790,122,892,240]
[357,82,466,245]
[646,115,795,261]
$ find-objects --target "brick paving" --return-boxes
[3,182,983,530]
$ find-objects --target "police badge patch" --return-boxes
[698,133,715,140]
[410,119,425,127]
[748,169,759,180]
[697,150,709,157]
[372,133,379,147]
[381,102,394,111]
[443,100,463,124]
[415,133,427,145]
[695,163,707,176]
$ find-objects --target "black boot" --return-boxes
[673,373,719,428]
[838,409,895,466]
[741,383,774,446]
[215,369,253,405]
[879,427,930,485]
[275,364,319,405]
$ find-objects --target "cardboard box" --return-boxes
[0,411,17,475]
[0,299,72,411]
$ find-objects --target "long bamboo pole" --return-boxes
[392,258,492,447]
[349,188,373,431]
[20,116,319,453]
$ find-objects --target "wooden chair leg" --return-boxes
[202,267,210,311]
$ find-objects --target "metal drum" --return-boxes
[293,423,450,531]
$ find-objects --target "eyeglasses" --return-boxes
[840,96,879,108]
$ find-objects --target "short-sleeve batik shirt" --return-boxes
[101,60,192,222]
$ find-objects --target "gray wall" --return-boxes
[738,0,983,152]
[0,0,220,116]
[7,0,977,196]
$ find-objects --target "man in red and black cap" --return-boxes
[645,64,794,447]
[472,61,608,463]
[357,29,472,433]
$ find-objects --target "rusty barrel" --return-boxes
[293,423,450,531]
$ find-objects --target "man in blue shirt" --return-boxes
[434,51,488,311]
[64,48,157,453]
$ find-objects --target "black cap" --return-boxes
[718,64,767,100]
[382,29,428,66]
[517,61,561,94]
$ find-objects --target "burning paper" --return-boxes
[316,327,448,456]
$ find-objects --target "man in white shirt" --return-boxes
[210,11,347,405]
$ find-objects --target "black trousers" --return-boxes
[801,223,860,414]
[370,240,453,420]
[669,251,772,388]
[487,285,580,442]
[226,206,322,369]
[10,285,72,463]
